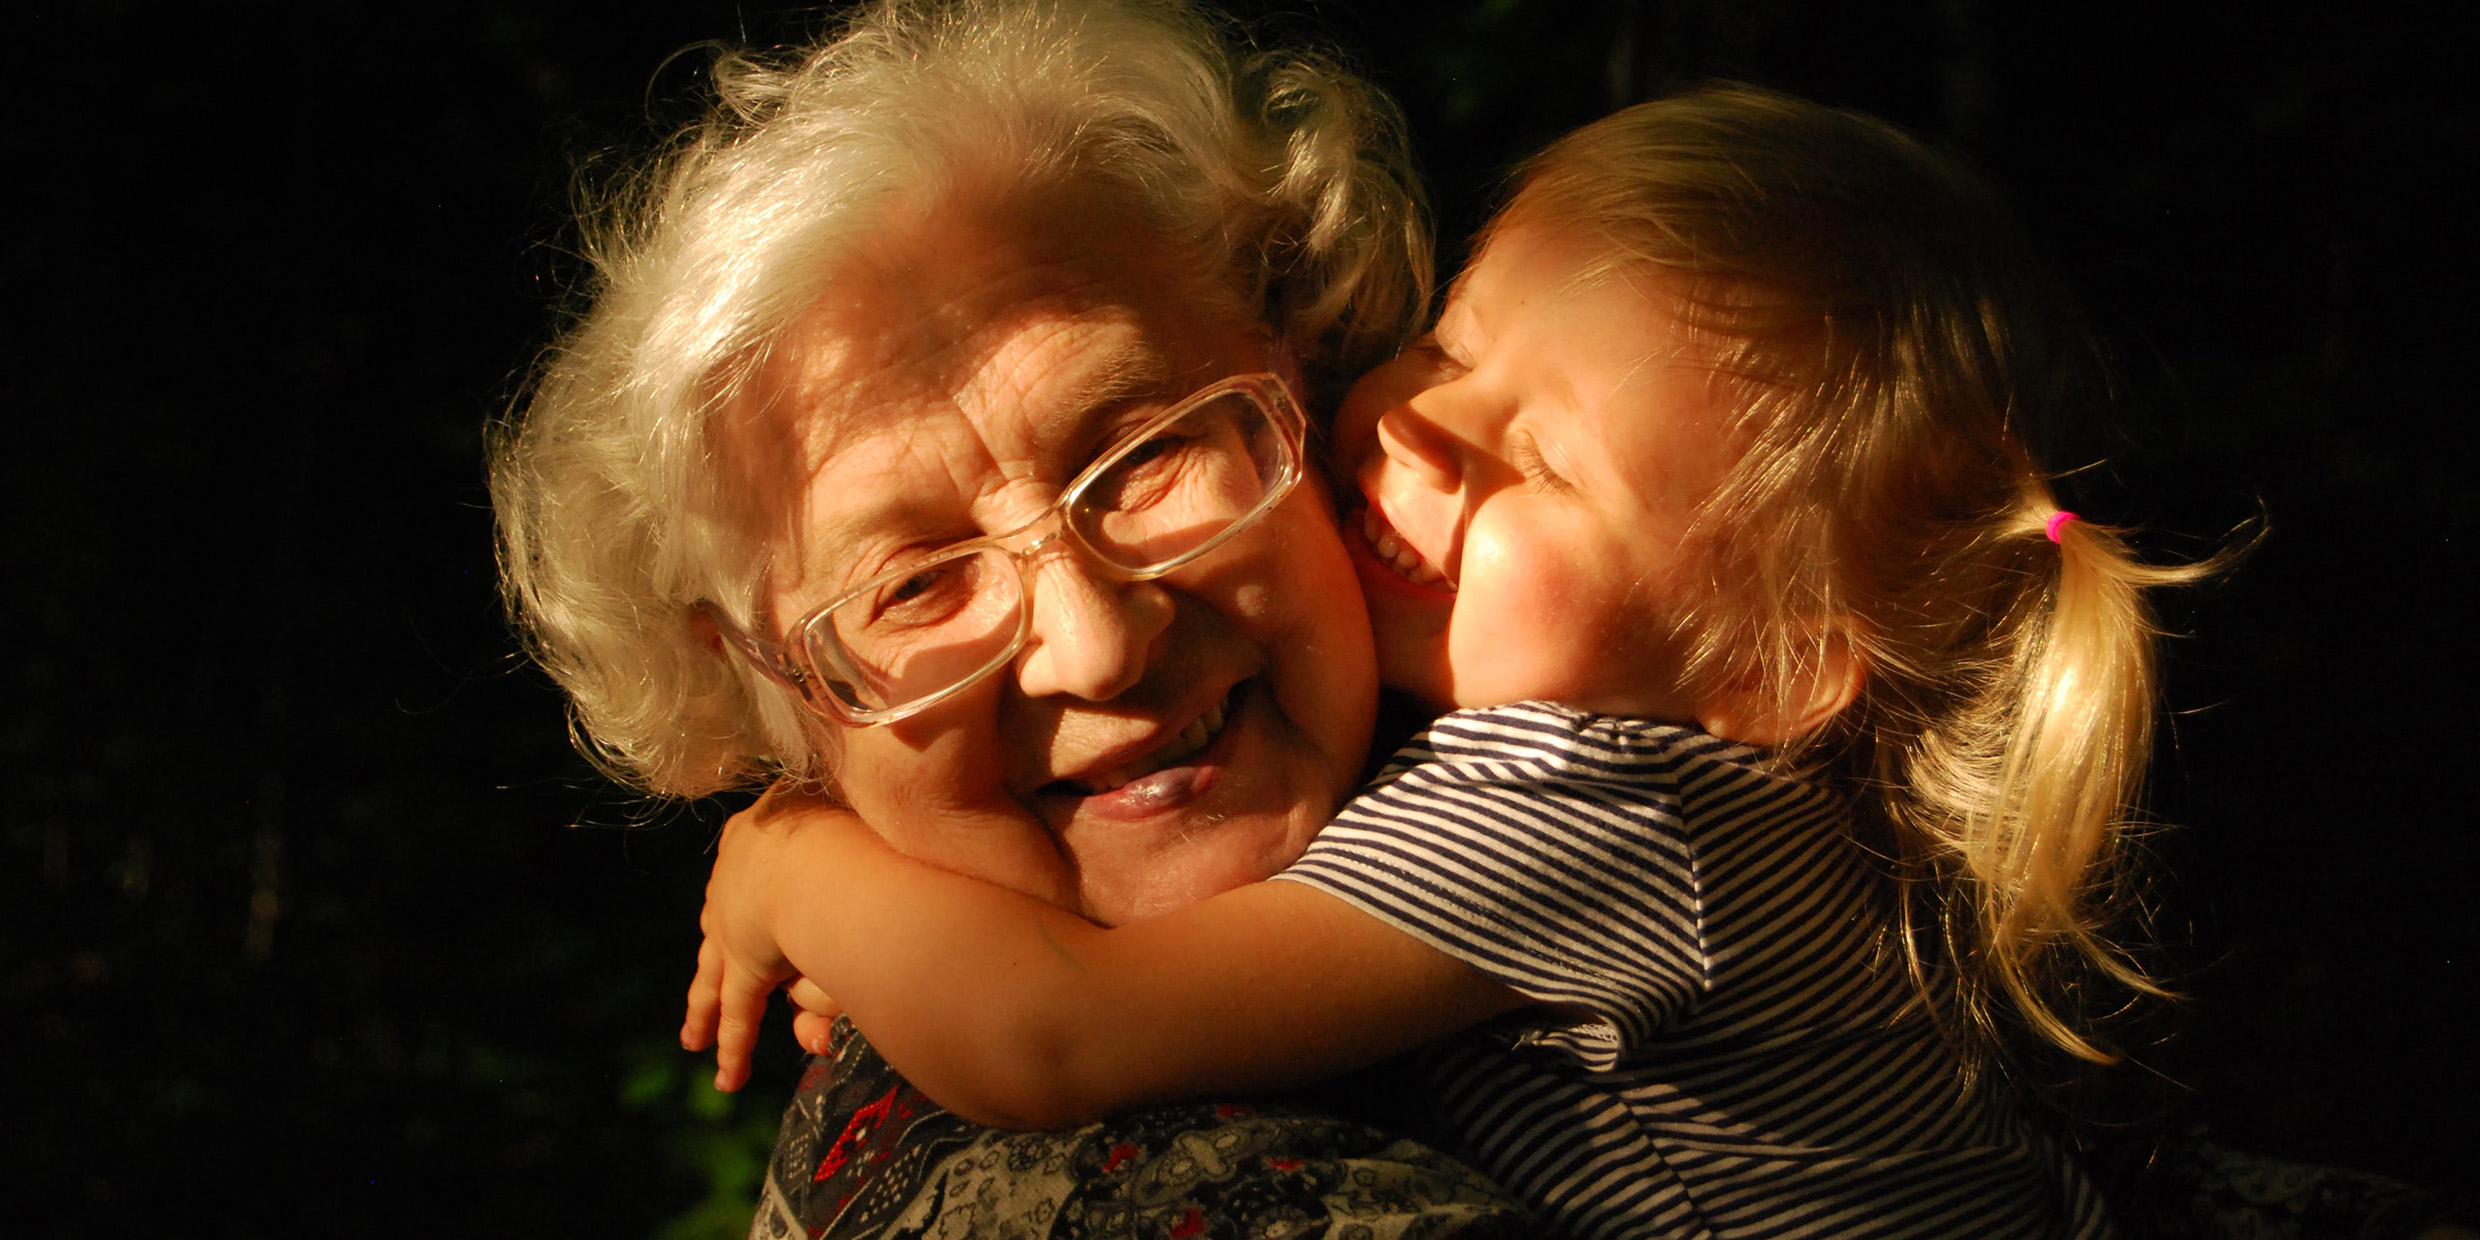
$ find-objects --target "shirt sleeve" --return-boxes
[1275,703,1720,1072]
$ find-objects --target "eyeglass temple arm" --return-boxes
[694,600,810,694]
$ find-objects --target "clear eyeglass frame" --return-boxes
[701,371,1306,727]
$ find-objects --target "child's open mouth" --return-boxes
[1360,506,1455,591]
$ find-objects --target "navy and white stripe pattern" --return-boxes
[1276,703,2113,1240]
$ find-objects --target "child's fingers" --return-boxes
[784,977,842,1057]
[791,1009,836,1057]
[785,977,843,1021]
[712,966,773,1092]
[682,936,727,1053]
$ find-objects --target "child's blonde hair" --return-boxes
[1502,86,2224,1065]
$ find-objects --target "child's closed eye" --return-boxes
[1513,432,1575,494]
[1405,332,1471,376]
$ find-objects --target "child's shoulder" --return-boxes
[1408,702,1761,772]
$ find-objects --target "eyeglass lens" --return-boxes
[809,388,1289,714]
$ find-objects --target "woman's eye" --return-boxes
[869,561,968,626]
[1088,429,1207,511]
[886,569,939,604]
[1112,435,1179,473]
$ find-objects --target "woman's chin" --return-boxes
[1051,680,1329,924]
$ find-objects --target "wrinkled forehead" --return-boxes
[710,187,1268,609]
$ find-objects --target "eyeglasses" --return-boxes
[704,372,1306,726]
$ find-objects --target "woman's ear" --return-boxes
[1694,627,1864,746]
[687,604,728,656]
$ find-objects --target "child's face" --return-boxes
[1334,219,1738,721]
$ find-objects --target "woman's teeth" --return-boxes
[1084,695,1231,793]
[1362,508,1454,590]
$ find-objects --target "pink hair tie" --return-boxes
[2045,511,2080,543]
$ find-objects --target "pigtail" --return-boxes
[1964,510,2209,1061]
[1859,503,2232,1072]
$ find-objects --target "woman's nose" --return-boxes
[1372,407,1462,492]
[1013,552,1175,702]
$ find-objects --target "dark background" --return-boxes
[6,1,2472,1235]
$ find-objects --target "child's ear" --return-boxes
[1694,628,1864,746]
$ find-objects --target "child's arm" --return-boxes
[682,792,1527,1129]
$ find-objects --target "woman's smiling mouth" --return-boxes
[1068,688,1236,795]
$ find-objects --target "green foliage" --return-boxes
[621,1038,787,1239]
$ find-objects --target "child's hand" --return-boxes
[679,785,838,1090]
[682,931,785,1091]
[786,977,845,1057]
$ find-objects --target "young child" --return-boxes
[688,87,2208,1237]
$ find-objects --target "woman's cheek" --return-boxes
[834,721,1084,911]
[1261,493,1378,787]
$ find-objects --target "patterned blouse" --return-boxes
[751,1016,1534,1239]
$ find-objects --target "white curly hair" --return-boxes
[490,0,1430,797]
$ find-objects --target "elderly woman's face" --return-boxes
[725,185,1377,924]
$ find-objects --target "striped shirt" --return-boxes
[1276,703,2114,1240]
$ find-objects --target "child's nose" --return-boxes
[1372,408,1461,492]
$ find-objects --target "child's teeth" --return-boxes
[1361,506,1453,591]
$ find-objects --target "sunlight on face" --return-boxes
[720,182,1377,924]
[1334,219,1737,722]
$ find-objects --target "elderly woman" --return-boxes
[491,0,1526,1234]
